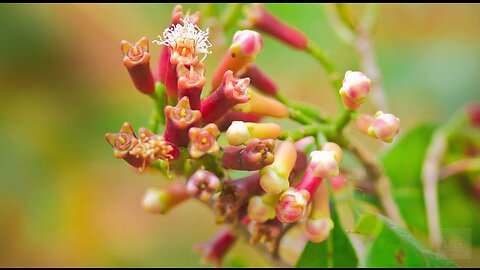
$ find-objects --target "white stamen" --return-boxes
[153,18,212,62]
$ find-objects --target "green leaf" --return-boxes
[381,124,480,245]
[380,124,437,234]
[296,197,358,268]
[354,213,458,268]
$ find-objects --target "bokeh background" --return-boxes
[0,3,479,267]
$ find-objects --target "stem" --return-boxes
[346,141,407,228]
[274,92,331,124]
[420,107,468,249]
[279,125,324,141]
[304,42,343,99]
[289,108,314,125]
[271,222,296,260]
[330,3,388,112]
[220,3,244,32]
[355,26,388,111]
[422,131,447,250]
[236,223,292,268]
[440,157,480,179]
[334,108,353,133]
[149,83,166,133]
[201,3,217,18]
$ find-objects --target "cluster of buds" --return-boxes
[106,4,403,267]
[336,70,401,143]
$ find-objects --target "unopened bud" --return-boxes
[339,71,371,109]
[211,30,263,89]
[186,170,221,202]
[367,111,400,143]
[309,150,339,178]
[142,183,190,214]
[247,194,277,222]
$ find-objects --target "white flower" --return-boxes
[153,18,212,62]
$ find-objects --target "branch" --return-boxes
[422,131,447,250]
[347,141,407,229]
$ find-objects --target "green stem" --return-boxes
[274,92,331,124]
[289,102,331,123]
[201,3,217,18]
[220,3,244,32]
[279,125,324,141]
[289,108,314,125]
[149,83,167,133]
[334,3,357,32]
[334,108,353,133]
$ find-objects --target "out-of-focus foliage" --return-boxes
[296,196,358,268]
[0,3,479,267]
[354,213,458,267]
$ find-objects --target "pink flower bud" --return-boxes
[247,194,277,222]
[260,141,297,195]
[142,183,190,214]
[276,166,322,223]
[121,37,155,95]
[186,169,221,202]
[322,142,343,164]
[164,97,201,147]
[201,71,251,123]
[195,228,237,267]
[177,63,206,110]
[215,111,262,132]
[330,172,348,191]
[309,150,340,178]
[237,63,277,95]
[276,188,310,223]
[356,114,374,135]
[367,111,401,143]
[304,181,333,242]
[226,121,282,146]
[222,138,275,171]
[339,70,370,110]
[305,217,334,243]
[341,95,362,110]
[211,30,263,89]
[339,71,371,103]
[188,123,220,159]
[241,3,308,50]
[467,102,480,128]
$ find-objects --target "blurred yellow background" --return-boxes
[0,3,479,267]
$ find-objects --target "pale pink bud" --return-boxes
[322,142,343,163]
[260,141,297,195]
[232,29,264,56]
[211,30,263,89]
[186,170,221,202]
[339,71,371,107]
[275,188,310,223]
[356,114,374,135]
[226,121,282,146]
[247,194,277,223]
[309,150,340,178]
[142,184,190,215]
[305,217,334,243]
[367,111,400,143]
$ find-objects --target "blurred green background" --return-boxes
[0,3,479,267]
